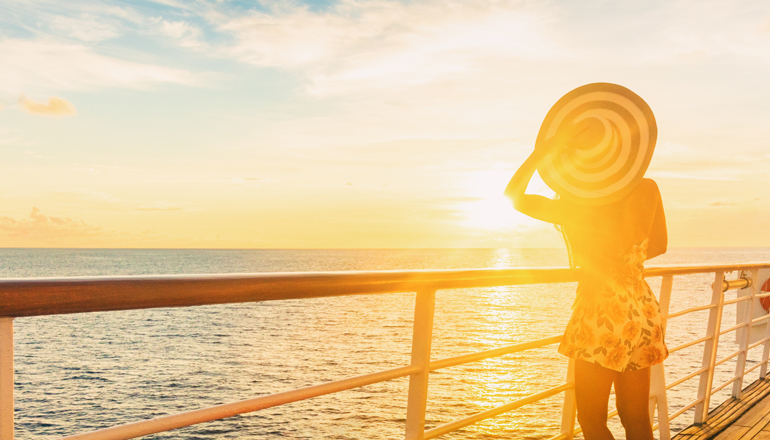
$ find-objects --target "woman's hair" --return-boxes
[552,194,577,269]
[555,198,626,271]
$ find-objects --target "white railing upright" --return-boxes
[762,287,770,379]
[732,269,758,397]
[404,290,437,440]
[559,358,577,439]
[0,317,12,440]
[694,271,726,424]
[649,274,673,440]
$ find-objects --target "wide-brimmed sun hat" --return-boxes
[536,82,657,206]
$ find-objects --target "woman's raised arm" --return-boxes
[503,148,569,225]
[504,123,589,225]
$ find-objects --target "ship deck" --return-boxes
[674,378,770,439]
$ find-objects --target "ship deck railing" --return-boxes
[2,262,770,440]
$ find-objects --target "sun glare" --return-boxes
[458,169,555,231]
[461,194,525,230]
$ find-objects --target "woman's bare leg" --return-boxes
[614,367,654,440]
[575,360,616,440]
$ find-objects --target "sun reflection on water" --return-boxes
[427,247,575,438]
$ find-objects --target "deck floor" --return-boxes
[713,388,770,440]
[673,378,770,440]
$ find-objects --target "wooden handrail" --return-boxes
[0,268,578,317]
[643,262,770,276]
[2,262,769,318]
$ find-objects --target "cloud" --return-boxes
[0,207,180,247]
[46,190,186,212]
[0,39,198,95]
[134,206,183,211]
[50,13,121,42]
[710,201,738,206]
[0,207,106,243]
[216,0,561,96]
[443,196,485,202]
[0,206,277,249]
[210,0,770,99]
[159,20,206,49]
[227,177,269,186]
[19,95,77,116]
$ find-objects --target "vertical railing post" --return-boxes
[733,269,758,397]
[0,318,13,440]
[694,271,725,424]
[651,365,671,440]
[559,357,576,439]
[761,274,770,379]
[762,325,770,379]
[651,274,673,440]
[404,290,436,440]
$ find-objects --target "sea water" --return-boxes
[5,248,770,439]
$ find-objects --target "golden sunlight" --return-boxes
[461,194,531,230]
[459,170,550,230]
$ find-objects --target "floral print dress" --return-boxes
[558,238,669,372]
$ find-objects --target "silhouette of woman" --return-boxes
[504,117,668,439]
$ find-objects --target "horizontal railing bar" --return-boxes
[0,268,579,317]
[669,397,704,421]
[723,296,751,305]
[429,335,563,371]
[669,336,711,354]
[60,364,419,440]
[715,349,742,367]
[3,262,769,317]
[719,278,752,293]
[668,304,717,319]
[422,383,572,439]
[644,263,770,277]
[744,360,769,375]
[720,323,748,336]
[667,367,709,390]
[757,292,770,299]
[711,376,739,395]
[752,315,770,325]
[748,336,770,350]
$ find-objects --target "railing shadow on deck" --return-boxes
[2,262,770,440]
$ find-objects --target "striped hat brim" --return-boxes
[536,83,657,206]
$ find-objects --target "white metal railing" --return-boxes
[1,262,770,440]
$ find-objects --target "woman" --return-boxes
[504,122,668,440]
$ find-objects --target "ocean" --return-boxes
[4,247,770,439]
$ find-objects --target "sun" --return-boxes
[457,170,554,231]
[461,194,531,230]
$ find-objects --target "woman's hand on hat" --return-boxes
[540,120,592,154]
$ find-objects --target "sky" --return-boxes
[1,0,769,249]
